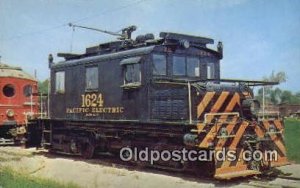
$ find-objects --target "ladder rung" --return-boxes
[41,123,52,148]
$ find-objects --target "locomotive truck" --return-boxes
[31,26,288,179]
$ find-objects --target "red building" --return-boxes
[278,104,300,117]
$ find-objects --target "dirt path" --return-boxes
[0,147,299,188]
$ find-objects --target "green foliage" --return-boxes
[256,71,300,105]
[0,167,79,188]
[38,79,49,95]
[256,87,300,105]
[284,118,300,163]
[262,71,287,83]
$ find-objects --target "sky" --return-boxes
[0,0,299,92]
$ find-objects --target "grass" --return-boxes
[0,167,79,188]
[284,118,300,164]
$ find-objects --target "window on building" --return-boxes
[86,67,99,90]
[187,57,200,77]
[55,71,65,93]
[23,85,32,97]
[153,54,167,75]
[3,84,15,97]
[124,63,141,84]
[207,63,215,79]
[173,56,185,76]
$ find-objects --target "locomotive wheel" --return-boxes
[81,142,95,159]
[193,160,215,178]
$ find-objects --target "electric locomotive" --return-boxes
[37,26,288,179]
[0,63,38,144]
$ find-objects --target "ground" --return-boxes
[0,147,300,188]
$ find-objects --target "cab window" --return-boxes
[86,67,98,90]
[55,71,65,93]
[153,54,167,75]
[124,63,141,84]
[207,63,215,79]
[173,56,185,76]
[187,57,200,77]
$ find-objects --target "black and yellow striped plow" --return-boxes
[255,119,289,167]
[194,91,288,179]
[196,117,259,179]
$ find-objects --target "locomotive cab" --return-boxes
[147,33,221,122]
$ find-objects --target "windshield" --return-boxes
[173,56,185,76]
[153,54,167,75]
[187,57,200,77]
[172,56,201,77]
[152,54,217,79]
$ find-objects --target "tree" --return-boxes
[256,71,300,105]
[256,71,287,105]
[38,79,49,94]
[262,71,287,83]
[280,90,293,104]
[280,91,300,104]
[270,87,282,105]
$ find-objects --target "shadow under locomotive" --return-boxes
[30,147,261,187]
[32,145,297,188]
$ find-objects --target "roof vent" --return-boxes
[136,35,146,43]
[144,33,154,40]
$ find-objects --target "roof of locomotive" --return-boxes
[53,45,156,69]
[0,63,37,81]
[52,32,218,69]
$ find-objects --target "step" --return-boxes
[0,138,14,145]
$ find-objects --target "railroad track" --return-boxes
[245,179,300,188]
[3,146,300,188]
[56,151,300,188]
[79,154,300,188]
[243,174,300,188]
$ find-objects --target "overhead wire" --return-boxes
[0,0,149,42]
[70,0,149,24]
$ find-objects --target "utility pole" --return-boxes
[262,86,265,119]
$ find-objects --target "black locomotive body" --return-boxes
[37,31,288,179]
[50,33,220,122]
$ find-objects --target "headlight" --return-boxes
[6,109,15,117]
[242,99,260,117]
